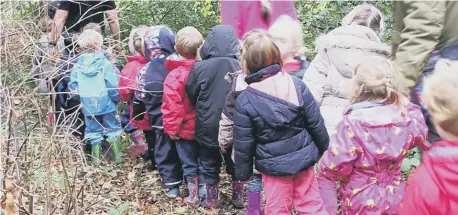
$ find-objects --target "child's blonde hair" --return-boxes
[128,25,147,56]
[241,29,282,75]
[351,57,400,105]
[342,4,384,36]
[82,22,102,35]
[78,29,103,50]
[268,15,305,57]
[175,26,204,59]
[423,59,458,136]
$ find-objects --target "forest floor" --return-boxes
[76,154,245,215]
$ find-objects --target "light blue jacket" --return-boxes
[69,52,120,116]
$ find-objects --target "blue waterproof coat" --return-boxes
[69,52,119,116]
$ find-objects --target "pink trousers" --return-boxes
[262,168,328,215]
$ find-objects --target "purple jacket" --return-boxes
[317,101,428,215]
[220,0,297,39]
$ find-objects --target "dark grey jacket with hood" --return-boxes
[185,25,241,148]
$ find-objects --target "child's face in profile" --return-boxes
[271,34,296,61]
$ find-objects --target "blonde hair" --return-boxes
[268,15,305,57]
[241,29,282,75]
[82,22,102,35]
[423,59,458,135]
[175,26,204,59]
[351,57,400,105]
[342,4,384,36]
[78,29,103,50]
[128,26,148,56]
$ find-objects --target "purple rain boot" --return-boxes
[245,191,262,215]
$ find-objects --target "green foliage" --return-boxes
[116,0,392,59]
[109,203,130,215]
[116,0,219,40]
[295,0,392,58]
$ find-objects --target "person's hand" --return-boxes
[170,135,180,140]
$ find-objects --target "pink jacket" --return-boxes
[118,56,151,130]
[220,0,298,39]
[400,140,458,215]
[317,101,428,215]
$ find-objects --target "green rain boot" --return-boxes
[107,137,122,165]
[91,143,102,166]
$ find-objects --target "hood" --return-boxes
[143,26,176,61]
[77,52,107,76]
[424,140,458,200]
[315,25,390,55]
[200,25,239,60]
[315,25,391,78]
[164,58,196,71]
[246,65,301,127]
[246,81,302,128]
[126,55,148,64]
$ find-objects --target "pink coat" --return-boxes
[317,101,428,215]
[220,0,298,39]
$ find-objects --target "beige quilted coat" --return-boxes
[302,24,391,134]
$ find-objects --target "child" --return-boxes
[118,26,150,158]
[161,26,203,206]
[136,26,183,197]
[233,30,329,215]
[218,30,263,213]
[269,15,310,79]
[399,60,458,214]
[317,58,429,215]
[69,29,122,165]
[184,25,241,209]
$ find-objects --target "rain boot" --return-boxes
[184,177,199,206]
[202,184,219,209]
[91,143,102,166]
[167,186,180,198]
[199,184,206,200]
[245,191,262,215]
[107,137,122,165]
[232,182,244,209]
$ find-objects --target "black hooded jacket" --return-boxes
[185,25,241,148]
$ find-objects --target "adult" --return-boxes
[220,0,298,39]
[392,0,458,142]
[50,0,121,53]
[302,4,389,134]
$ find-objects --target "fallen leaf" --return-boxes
[127,171,136,182]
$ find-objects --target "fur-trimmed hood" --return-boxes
[314,24,391,78]
[316,24,390,56]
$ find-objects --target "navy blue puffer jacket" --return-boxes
[234,75,329,180]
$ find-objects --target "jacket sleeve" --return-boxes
[234,100,255,181]
[185,67,200,106]
[302,83,329,155]
[219,112,234,152]
[393,1,446,93]
[399,163,436,215]
[405,102,430,150]
[68,71,80,100]
[161,75,184,136]
[317,119,361,215]
[302,51,330,105]
[104,63,120,103]
[118,64,135,102]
